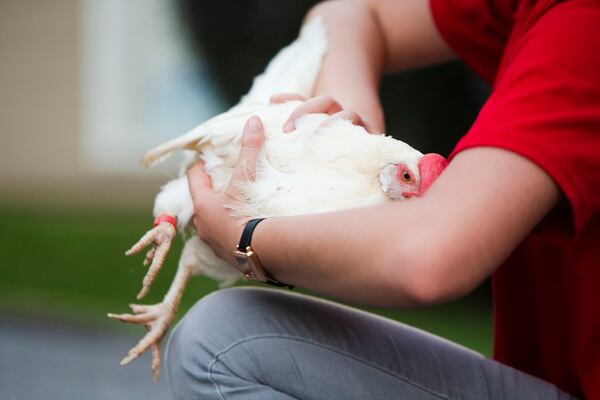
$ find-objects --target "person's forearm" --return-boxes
[253,201,425,306]
[305,0,457,133]
[307,1,386,132]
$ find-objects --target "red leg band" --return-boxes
[153,214,178,229]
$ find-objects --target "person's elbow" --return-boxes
[375,234,486,307]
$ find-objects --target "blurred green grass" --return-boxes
[0,204,492,355]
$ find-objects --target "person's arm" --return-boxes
[305,0,456,132]
[254,147,558,307]
[188,119,560,308]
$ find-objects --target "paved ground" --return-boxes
[0,312,171,400]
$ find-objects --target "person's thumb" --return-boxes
[187,160,214,208]
[228,116,264,191]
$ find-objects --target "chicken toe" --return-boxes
[110,302,174,377]
[125,222,176,299]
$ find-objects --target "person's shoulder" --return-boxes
[519,0,600,66]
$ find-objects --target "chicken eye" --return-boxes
[402,171,411,183]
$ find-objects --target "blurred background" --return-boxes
[0,0,491,398]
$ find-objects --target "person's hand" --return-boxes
[187,116,265,266]
[270,93,381,134]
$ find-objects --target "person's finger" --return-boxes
[324,109,364,127]
[319,109,379,134]
[187,161,214,207]
[227,116,264,193]
[270,93,307,104]
[283,95,343,133]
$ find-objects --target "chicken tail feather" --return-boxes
[142,124,207,167]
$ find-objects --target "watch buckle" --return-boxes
[235,245,267,282]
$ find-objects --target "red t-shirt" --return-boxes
[429,0,600,398]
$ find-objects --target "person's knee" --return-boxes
[166,288,288,392]
[170,287,287,344]
[167,288,253,361]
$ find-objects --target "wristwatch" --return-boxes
[234,218,294,289]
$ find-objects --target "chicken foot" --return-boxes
[108,262,191,380]
[125,221,177,299]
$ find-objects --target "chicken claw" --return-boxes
[112,246,191,380]
[125,222,177,299]
[107,302,175,380]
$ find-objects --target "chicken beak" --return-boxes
[417,153,448,196]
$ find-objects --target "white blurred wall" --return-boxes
[0,0,223,209]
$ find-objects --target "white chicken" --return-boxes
[108,18,447,380]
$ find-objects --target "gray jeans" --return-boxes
[165,287,575,400]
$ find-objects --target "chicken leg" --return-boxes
[108,242,194,380]
[125,221,177,299]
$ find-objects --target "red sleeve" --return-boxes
[429,0,516,83]
[447,1,600,234]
